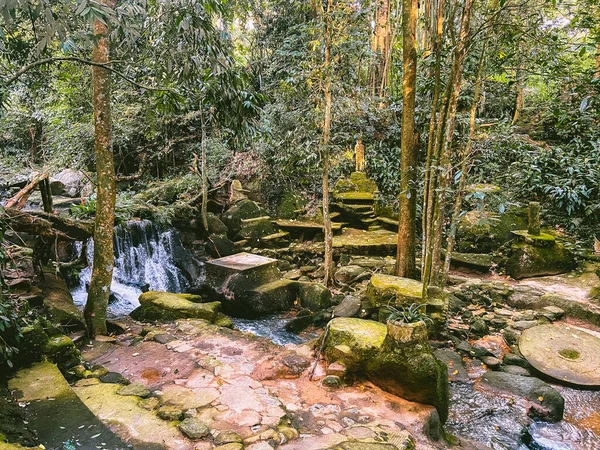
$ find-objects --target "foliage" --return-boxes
[70,193,142,225]
[0,206,23,370]
[386,302,433,325]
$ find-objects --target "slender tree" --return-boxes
[320,0,335,287]
[396,0,418,279]
[85,0,117,337]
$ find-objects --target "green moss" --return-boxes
[511,230,556,242]
[131,291,221,322]
[456,209,528,253]
[334,191,375,201]
[365,274,423,309]
[44,335,80,370]
[323,318,387,371]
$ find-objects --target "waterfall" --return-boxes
[71,220,191,318]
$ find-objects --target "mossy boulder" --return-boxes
[205,233,235,258]
[276,191,304,219]
[45,335,81,370]
[16,323,49,366]
[40,268,85,329]
[238,216,276,244]
[222,199,268,236]
[205,213,228,235]
[323,318,449,423]
[130,291,221,322]
[365,274,423,309]
[505,241,576,280]
[456,209,527,253]
[323,318,388,371]
[298,282,332,312]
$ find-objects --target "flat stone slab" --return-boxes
[8,362,128,449]
[275,219,342,231]
[519,324,600,386]
[208,252,278,272]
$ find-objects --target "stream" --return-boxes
[70,222,600,449]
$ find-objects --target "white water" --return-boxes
[71,220,189,318]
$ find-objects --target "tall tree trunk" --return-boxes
[85,0,117,337]
[321,0,334,287]
[422,0,445,267]
[396,0,418,279]
[201,110,209,232]
[373,0,391,97]
[422,0,473,289]
[512,63,524,125]
[442,38,488,286]
[595,41,600,79]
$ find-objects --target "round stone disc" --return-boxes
[519,324,600,387]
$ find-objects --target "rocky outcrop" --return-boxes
[40,267,85,330]
[456,208,527,254]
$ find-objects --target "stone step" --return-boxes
[8,362,128,449]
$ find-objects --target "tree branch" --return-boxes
[4,56,175,93]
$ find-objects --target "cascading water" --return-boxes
[71,220,191,318]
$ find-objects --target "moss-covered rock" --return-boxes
[45,335,81,370]
[505,241,576,280]
[16,324,49,366]
[206,212,228,235]
[323,318,387,371]
[130,291,221,322]
[276,191,304,219]
[40,268,85,330]
[298,282,332,312]
[222,199,268,236]
[205,233,235,258]
[238,216,276,244]
[323,318,449,423]
[456,209,528,253]
[365,274,423,309]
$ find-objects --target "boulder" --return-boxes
[130,291,221,322]
[366,321,449,423]
[44,335,81,370]
[323,318,449,423]
[365,274,423,309]
[238,216,276,244]
[205,233,235,258]
[456,208,527,253]
[222,199,268,236]
[505,237,575,280]
[50,169,84,197]
[298,282,332,312]
[334,265,370,284]
[40,268,85,329]
[480,371,564,422]
[324,318,388,371]
[205,213,228,235]
[201,253,298,318]
[333,295,362,318]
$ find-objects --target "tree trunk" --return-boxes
[442,37,488,286]
[322,0,334,287]
[201,110,209,232]
[373,0,391,97]
[421,0,445,267]
[595,41,600,79]
[512,64,524,125]
[85,0,117,337]
[422,0,473,289]
[396,0,418,279]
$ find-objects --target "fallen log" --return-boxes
[3,208,93,241]
[5,172,48,209]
